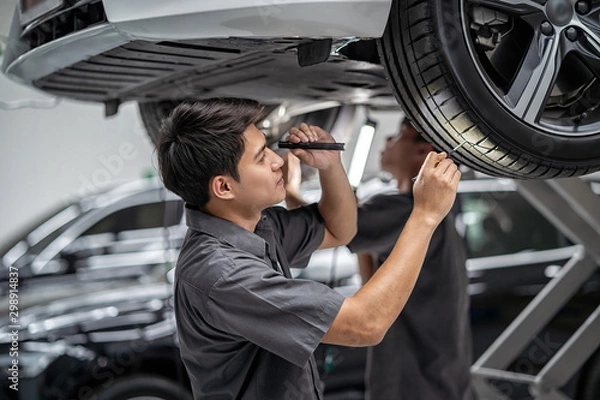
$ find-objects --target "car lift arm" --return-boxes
[471,178,600,400]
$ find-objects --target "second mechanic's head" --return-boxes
[380,117,433,180]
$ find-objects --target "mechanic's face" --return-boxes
[231,124,285,212]
[380,122,423,175]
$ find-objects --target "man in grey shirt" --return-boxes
[348,119,474,400]
[156,99,461,399]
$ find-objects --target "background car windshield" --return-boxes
[460,191,570,258]
[83,201,182,235]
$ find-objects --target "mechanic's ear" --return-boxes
[210,175,235,200]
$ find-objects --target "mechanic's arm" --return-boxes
[282,153,307,209]
[322,152,461,346]
[357,253,375,285]
[286,123,357,248]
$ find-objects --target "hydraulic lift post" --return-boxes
[471,177,600,400]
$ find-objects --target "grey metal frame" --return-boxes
[471,178,600,399]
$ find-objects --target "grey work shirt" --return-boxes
[348,191,474,400]
[175,204,345,400]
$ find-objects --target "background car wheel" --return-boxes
[139,100,279,145]
[379,0,600,178]
[139,101,343,146]
[139,100,184,146]
[93,375,193,400]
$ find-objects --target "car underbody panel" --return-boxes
[30,36,396,111]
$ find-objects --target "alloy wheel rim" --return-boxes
[460,0,600,137]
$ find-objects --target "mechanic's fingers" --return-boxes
[287,127,302,142]
[423,151,445,170]
[289,125,306,142]
[289,126,311,143]
[311,125,334,142]
[436,158,455,174]
[433,152,448,167]
[290,124,329,143]
[289,124,331,145]
[452,168,462,185]
[304,124,316,142]
[298,123,315,142]
[299,125,311,142]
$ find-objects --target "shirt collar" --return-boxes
[185,205,274,260]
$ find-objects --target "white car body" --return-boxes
[5,0,391,84]
[104,0,391,39]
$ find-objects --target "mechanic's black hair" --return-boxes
[157,98,264,208]
[400,117,428,143]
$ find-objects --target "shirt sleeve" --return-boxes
[265,204,325,269]
[204,253,345,367]
[347,194,412,255]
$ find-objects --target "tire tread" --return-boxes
[377,0,598,178]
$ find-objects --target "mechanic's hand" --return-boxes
[281,152,302,193]
[286,123,339,170]
[412,152,461,226]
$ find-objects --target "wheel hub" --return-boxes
[463,0,600,137]
[545,0,573,26]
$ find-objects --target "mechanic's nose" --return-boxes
[272,150,284,170]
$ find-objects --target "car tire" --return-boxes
[92,375,193,400]
[379,0,600,178]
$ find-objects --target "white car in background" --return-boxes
[2,0,600,178]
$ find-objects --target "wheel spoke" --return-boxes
[588,2,600,22]
[467,0,545,14]
[504,34,563,124]
[574,20,600,58]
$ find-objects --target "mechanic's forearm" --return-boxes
[323,211,436,346]
[355,211,435,329]
[317,160,357,243]
[357,253,375,285]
